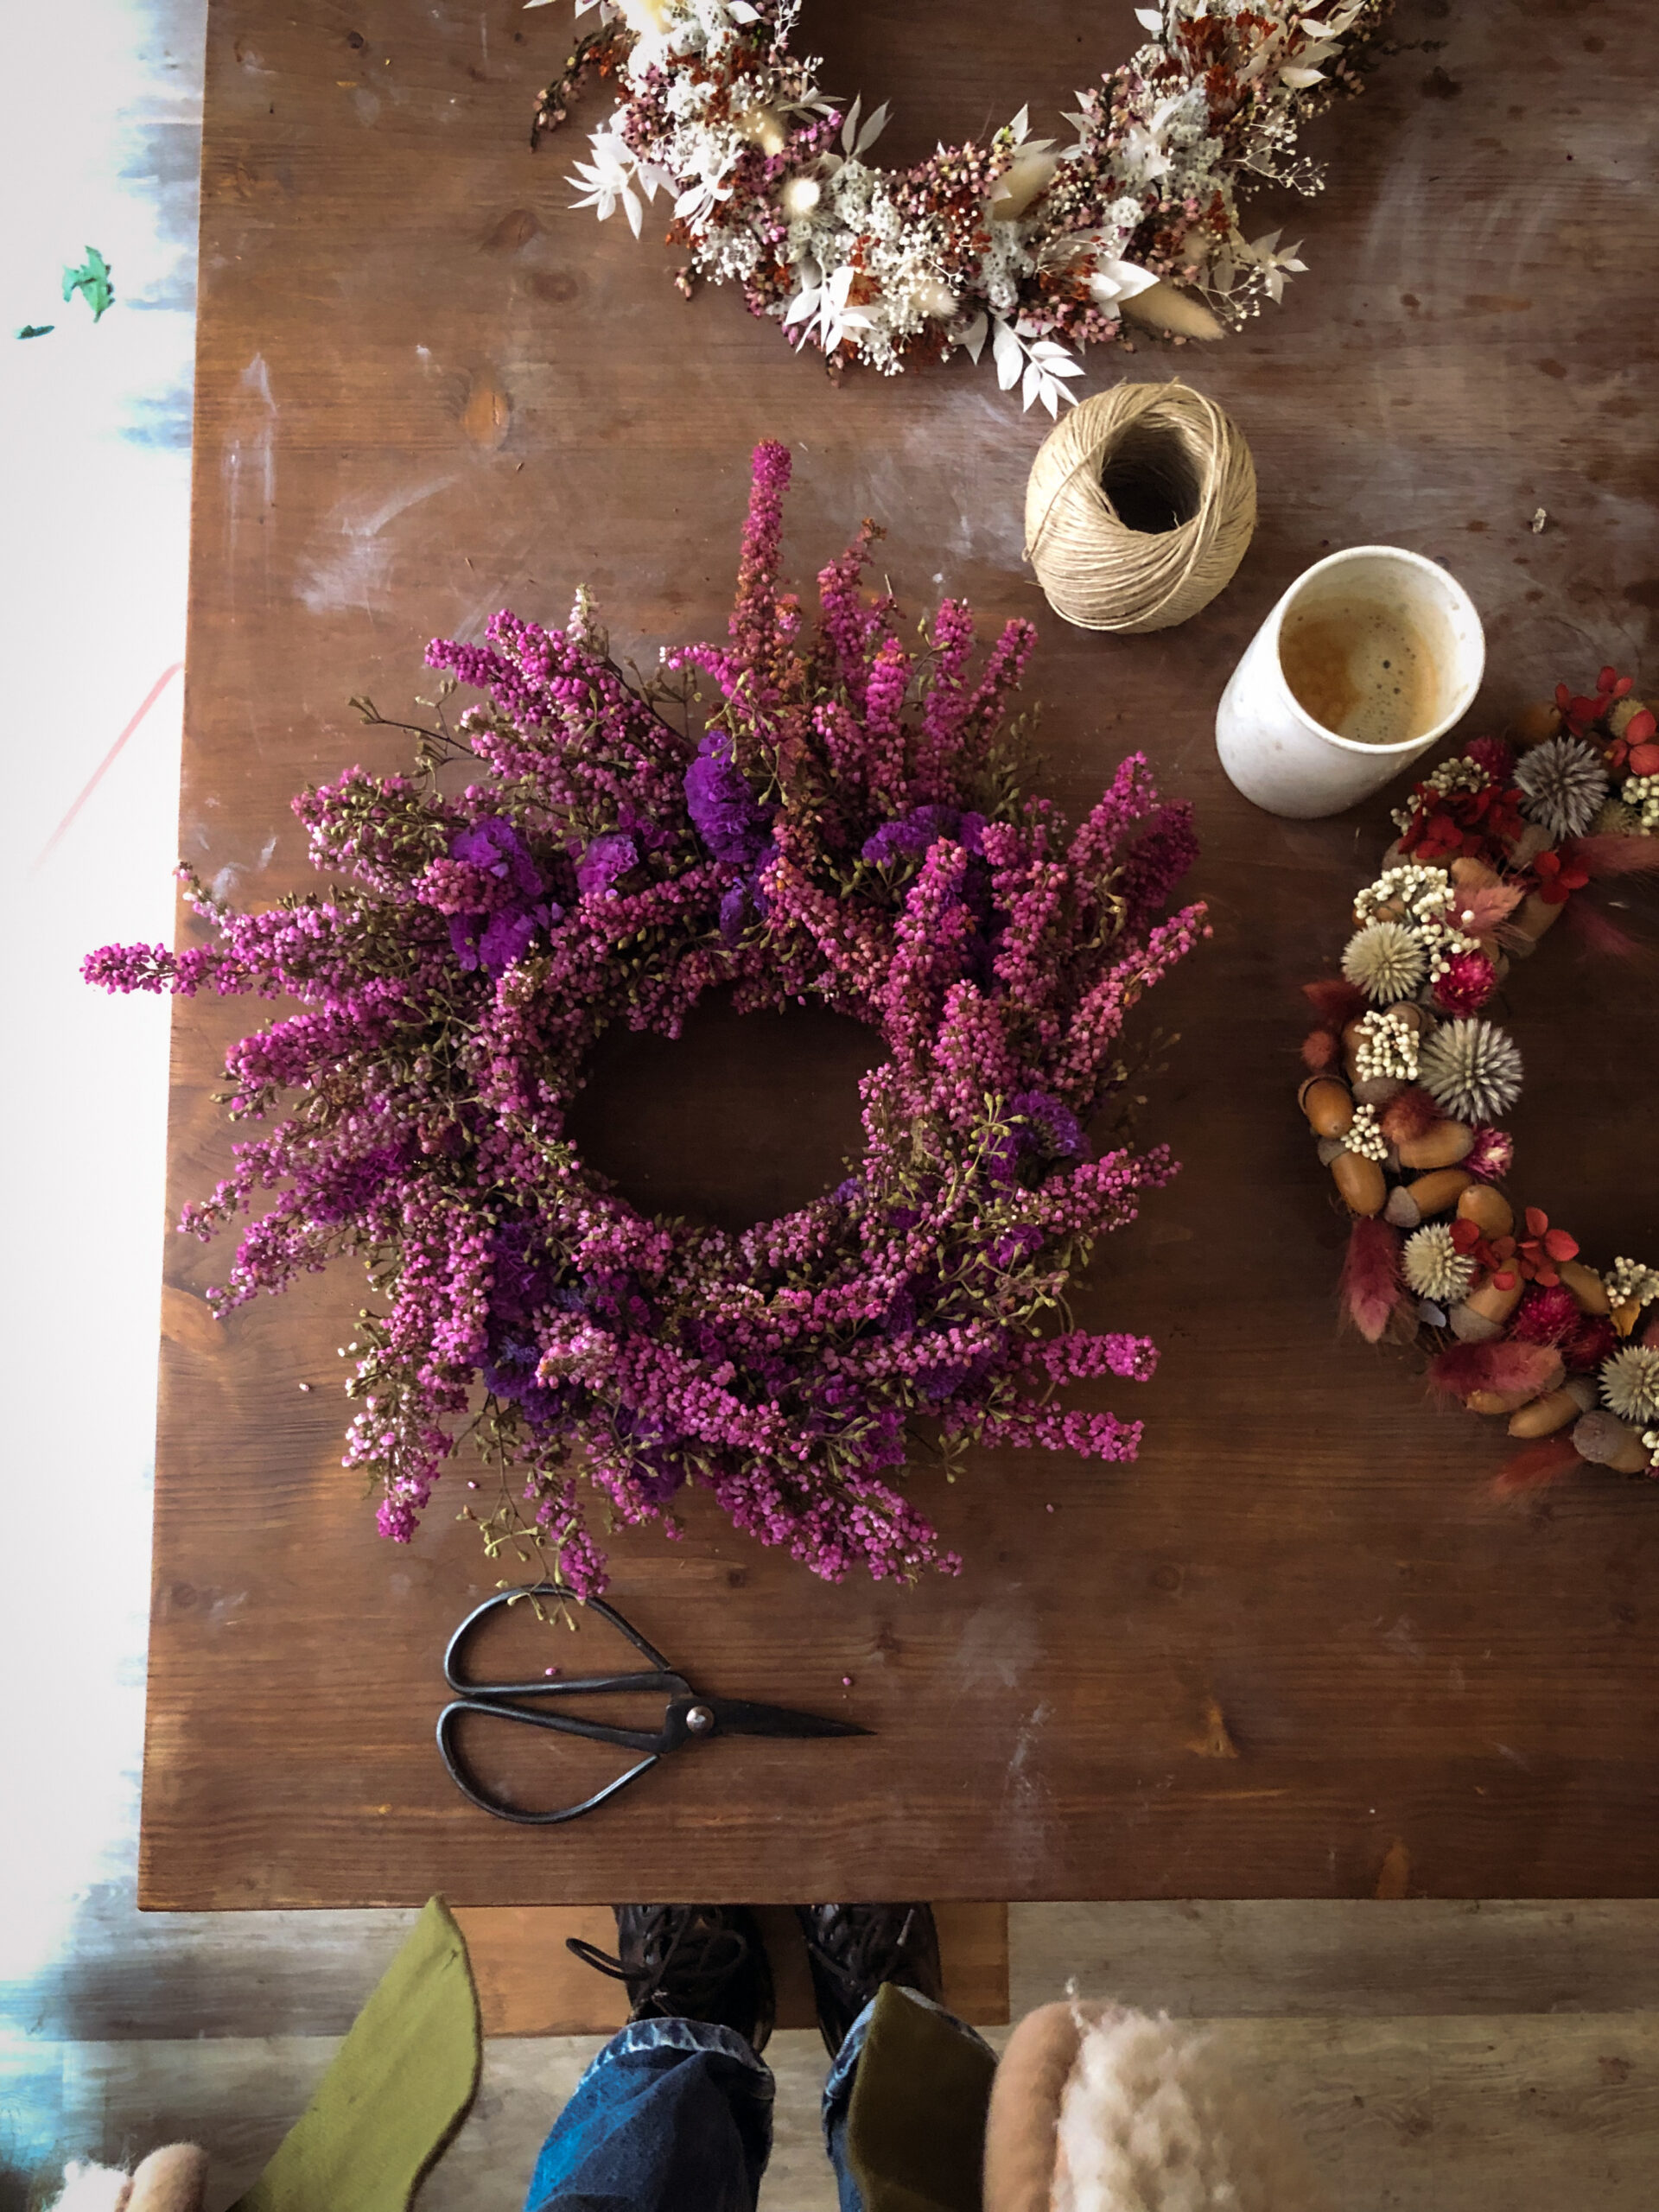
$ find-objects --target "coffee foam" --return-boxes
[1278,596,1443,747]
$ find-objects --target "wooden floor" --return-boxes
[10,1894,1659,2209]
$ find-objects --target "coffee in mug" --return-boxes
[1277,598,1441,748]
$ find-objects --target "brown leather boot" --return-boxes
[795,1902,943,2056]
[568,1904,776,2053]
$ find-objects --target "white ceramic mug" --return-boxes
[1214,545,1485,819]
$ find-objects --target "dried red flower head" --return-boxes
[1556,666,1632,738]
[1433,948,1497,1015]
[1517,1206,1580,1287]
[1531,848,1591,906]
[1463,1124,1515,1181]
[1564,1313,1618,1374]
[1451,1216,1516,1288]
[1605,706,1659,777]
[1451,1206,1577,1292]
[1464,734,1516,781]
[1508,1283,1580,1346]
[1399,777,1525,865]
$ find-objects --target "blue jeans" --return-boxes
[524,1989,986,2212]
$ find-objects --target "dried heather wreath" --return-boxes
[1298,680,1659,1497]
[89,443,1206,1595]
[530,0,1391,412]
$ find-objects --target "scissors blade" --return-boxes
[704,1696,873,1740]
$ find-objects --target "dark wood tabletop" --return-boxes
[143,0,1659,1909]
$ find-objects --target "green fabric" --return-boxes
[230,1897,480,2212]
[846,1982,997,2212]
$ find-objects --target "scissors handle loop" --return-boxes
[435,1700,660,1825]
[442,1583,678,1694]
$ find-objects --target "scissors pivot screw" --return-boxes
[684,1704,715,1734]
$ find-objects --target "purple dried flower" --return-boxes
[576,830,639,898]
[685,735,770,866]
[451,815,544,897]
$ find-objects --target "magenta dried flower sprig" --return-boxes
[89,442,1205,1595]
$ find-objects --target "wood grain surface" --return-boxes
[145,0,1659,1908]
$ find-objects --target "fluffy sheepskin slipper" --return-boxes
[982,2000,1330,2212]
[46,2145,209,2212]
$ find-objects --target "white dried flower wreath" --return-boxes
[528,0,1390,411]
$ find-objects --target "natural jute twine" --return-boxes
[1024,381,1256,634]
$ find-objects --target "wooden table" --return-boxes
[145,0,1659,1910]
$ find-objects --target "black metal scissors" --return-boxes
[436,1584,871,1824]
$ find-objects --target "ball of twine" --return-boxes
[1024,381,1257,634]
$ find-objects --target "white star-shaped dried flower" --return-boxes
[570,128,652,236]
[1247,229,1308,303]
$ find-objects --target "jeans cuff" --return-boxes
[575,2014,774,2102]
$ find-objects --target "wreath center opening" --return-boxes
[569,995,884,1234]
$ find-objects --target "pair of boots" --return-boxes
[569,1901,941,2056]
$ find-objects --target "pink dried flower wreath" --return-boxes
[89,443,1205,1594]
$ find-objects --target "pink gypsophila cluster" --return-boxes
[86,442,1205,1596]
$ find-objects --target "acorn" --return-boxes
[1449,1273,1523,1339]
[1456,1184,1514,1241]
[1341,1017,1365,1082]
[1511,889,1565,946]
[1467,1352,1564,1417]
[1448,1306,1503,1344]
[1508,1377,1597,1439]
[1559,1261,1611,1316]
[1316,1135,1348,1166]
[1510,700,1562,751]
[1449,854,1503,893]
[1299,1076,1354,1138]
[1397,1119,1475,1171]
[1572,1410,1651,1475]
[1384,1167,1473,1230]
[1332,1151,1386,1217]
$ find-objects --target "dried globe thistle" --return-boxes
[1604,1258,1659,1313]
[1402,1223,1476,1303]
[1342,1103,1389,1162]
[1601,1346,1659,1424]
[1592,793,1642,837]
[1418,1016,1523,1122]
[1513,734,1609,841]
[1353,1007,1421,1084]
[1342,921,1427,1004]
